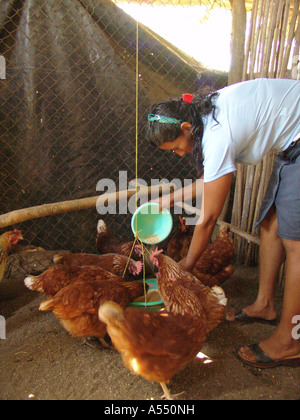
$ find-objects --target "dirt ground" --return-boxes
[0,256,299,401]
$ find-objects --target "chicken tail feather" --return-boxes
[53,254,64,264]
[24,275,36,290]
[98,301,124,324]
[39,298,55,312]
[211,286,227,307]
[97,219,107,234]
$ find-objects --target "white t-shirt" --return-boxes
[202,78,300,182]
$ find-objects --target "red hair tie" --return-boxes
[182,93,193,103]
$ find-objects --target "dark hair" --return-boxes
[145,92,219,177]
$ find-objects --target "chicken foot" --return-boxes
[160,382,185,400]
[99,337,111,348]
[81,337,111,349]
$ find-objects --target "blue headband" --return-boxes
[148,114,183,124]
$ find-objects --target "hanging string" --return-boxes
[135,19,139,212]
[122,20,148,308]
[135,21,148,305]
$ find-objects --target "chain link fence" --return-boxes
[0,0,228,253]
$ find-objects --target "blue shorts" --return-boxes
[256,141,300,241]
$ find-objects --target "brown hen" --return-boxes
[24,264,124,297]
[0,230,23,283]
[179,223,235,287]
[167,217,194,262]
[40,279,147,347]
[53,252,143,280]
[97,220,155,276]
[96,220,140,260]
[99,301,207,398]
[151,249,227,333]
[99,249,227,399]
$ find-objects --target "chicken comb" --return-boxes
[134,244,144,258]
[9,229,23,239]
[149,248,164,262]
[7,229,23,245]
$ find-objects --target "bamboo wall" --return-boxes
[230,0,300,264]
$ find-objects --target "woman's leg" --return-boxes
[238,237,300,361]
[226,205,284,321]
[236,151,300,362]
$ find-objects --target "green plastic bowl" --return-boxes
[131,202,173,244]
[127,278,164,311]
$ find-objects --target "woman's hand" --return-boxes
[178,258,194,273]
[183,172,233,269]
[150,178,204,212]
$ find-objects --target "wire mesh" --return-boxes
[0,0,228,253]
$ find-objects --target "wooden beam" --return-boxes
[174,201,260,245]
[0,184,175,229]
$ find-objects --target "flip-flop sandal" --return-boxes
[227,309,278,325]
[235,343,300,369]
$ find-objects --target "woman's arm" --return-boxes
[158,178,204,211]
[181,172,233,271]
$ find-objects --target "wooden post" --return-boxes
[229,0,247,84]
[280,0,299,78]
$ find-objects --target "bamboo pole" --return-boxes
[229,0,247,84]
[270,0,285,77]
[255,0,268,75]
[243,0,259,79]
[250,0,263,78]
[245,161,263,264]
[247,161,262,232]
[277,0,292,77]
[174,201,261,246]
[0,183,175,229]
[258,0,271,75]
[261,0,277,76]
[293,6,300,65]
[239,164,255,259]
[280,0,299,78]
[230,164,245,260]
